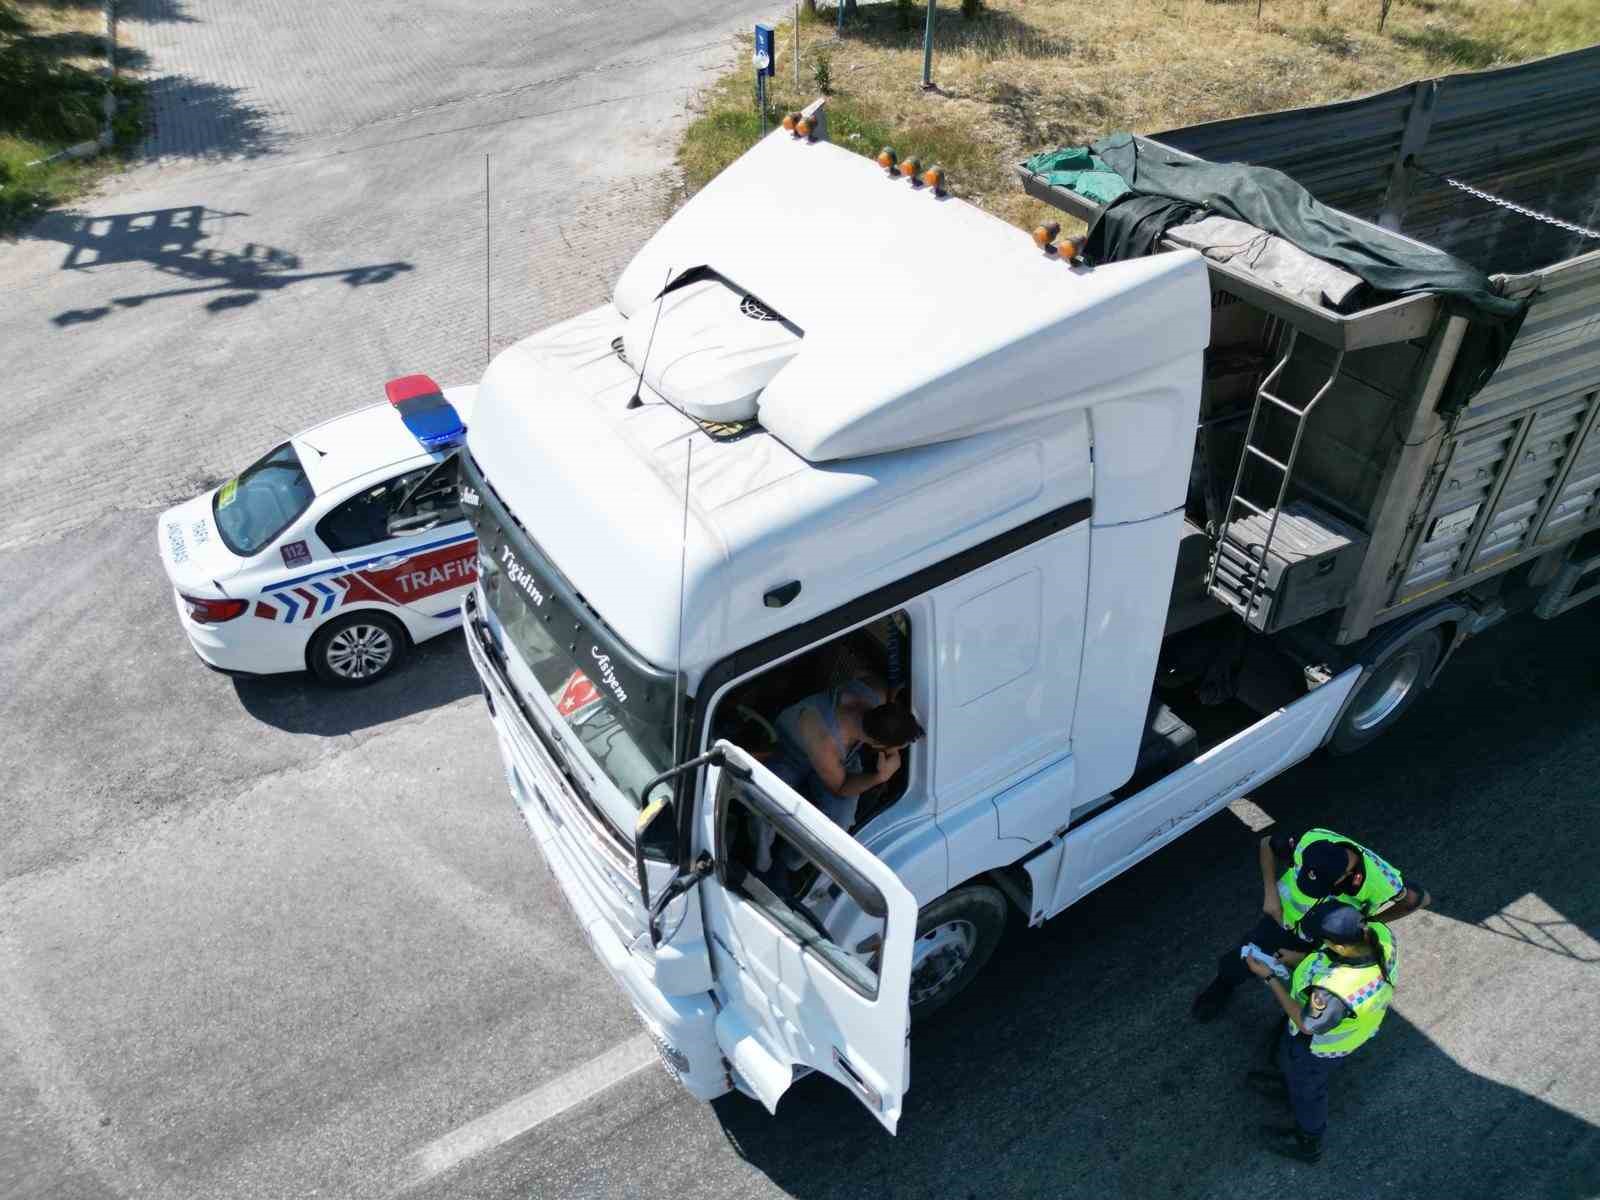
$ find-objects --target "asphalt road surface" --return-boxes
[3,4,1598,1199]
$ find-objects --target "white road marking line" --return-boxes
[404,1032,658,1187]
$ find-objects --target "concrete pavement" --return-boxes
[2,2,1597,1198]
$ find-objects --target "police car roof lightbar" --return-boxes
[385,374,466,449]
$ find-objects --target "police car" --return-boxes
[157,375,478,687]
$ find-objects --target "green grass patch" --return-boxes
[678,15,1004,208]
[0,1,146,236]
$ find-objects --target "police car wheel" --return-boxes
[309,613,408,687]
[908,884,1008,1024]
[1327,627,1442,756]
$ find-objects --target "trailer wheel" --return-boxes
[908,884,1008,1024]
[1327,627,1443,756]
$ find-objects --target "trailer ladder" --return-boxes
[1206,329,1346,625]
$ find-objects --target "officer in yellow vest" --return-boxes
[1243,900,1398,1163]
[1192,827,1427,1021]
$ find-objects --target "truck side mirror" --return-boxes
[632,789,674,906]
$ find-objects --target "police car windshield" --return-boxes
[213,442,316,557]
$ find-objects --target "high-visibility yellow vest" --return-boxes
[1277,828,1405,933]
[1289,923,1397,1058]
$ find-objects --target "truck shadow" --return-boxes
[29,205,413,324]
[231,634,478,737]
[715,606,1600,1197]
[717,1003,1598,1198]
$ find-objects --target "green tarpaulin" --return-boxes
[1020,146,1131,207]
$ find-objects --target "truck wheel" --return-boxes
[309,612,408,687]
[1327,627,1442,756]
[908,884,1008,1024]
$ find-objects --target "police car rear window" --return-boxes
[213,442,316,557]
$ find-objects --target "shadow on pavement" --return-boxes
[713,607,1600,1198]
[139,74,278,159]
[233,634,478,737]
[73,0,195,23]
[28,204,413,324]
[716,1000,1598,1198]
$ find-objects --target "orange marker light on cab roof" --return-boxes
[796,115,814,139]
[782,112,799,133]
[922,164,947,195]
[899,156,922,183]
[878,146,898,174]
[1032,221,1061,250]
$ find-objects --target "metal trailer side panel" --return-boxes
[1153,82,1417,222]
[1387,251,1600,611]
[1033,48,1600,639]
[1460,250,1600,427]
[1400,52,1600,274]
[1154,46,1600,276]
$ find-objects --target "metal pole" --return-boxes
[838,0,845,34]
[795,5,801,91]
[922,0,935,89]
[484,154,490,363]
[758,73,766,136]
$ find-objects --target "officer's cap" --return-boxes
[1301,899,1365,943]
[1296,839,1353,899]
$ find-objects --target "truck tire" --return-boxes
[309,612,409,687]
[908,884,1008,1024]
[1327,626,1443,756]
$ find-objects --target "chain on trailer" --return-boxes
[1412,160,1600,242]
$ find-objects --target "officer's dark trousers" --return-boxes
[1277,1026,1338,1137]
[1214,914,1315,988]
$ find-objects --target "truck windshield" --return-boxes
[463,457,675,816]
[213,442,316,557]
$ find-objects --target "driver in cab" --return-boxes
[767,675,923,840]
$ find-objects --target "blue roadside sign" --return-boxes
[754,23,775,77]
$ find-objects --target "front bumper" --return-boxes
[465,619,728,1102]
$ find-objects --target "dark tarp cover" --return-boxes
[1082,133,1529,412]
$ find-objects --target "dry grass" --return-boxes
[679,0,1600,235]
[12,0,106,69]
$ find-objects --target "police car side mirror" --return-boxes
[387,512,441,537]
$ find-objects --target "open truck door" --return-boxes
[698,742,917,1133]
[1049,666,1366,915]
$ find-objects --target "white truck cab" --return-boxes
[457,110,1377,1132]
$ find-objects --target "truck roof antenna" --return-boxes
[627,266,673,410]
[670,435,693,767]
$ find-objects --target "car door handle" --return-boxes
[372,554,410,569]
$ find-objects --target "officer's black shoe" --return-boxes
[1191,978,1232,1022]
[1260,1124,1322,1165]
[1245,1069,1287,1096]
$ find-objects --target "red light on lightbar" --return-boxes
[385,374,442,405]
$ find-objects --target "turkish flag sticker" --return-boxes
[555,669,603,723]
